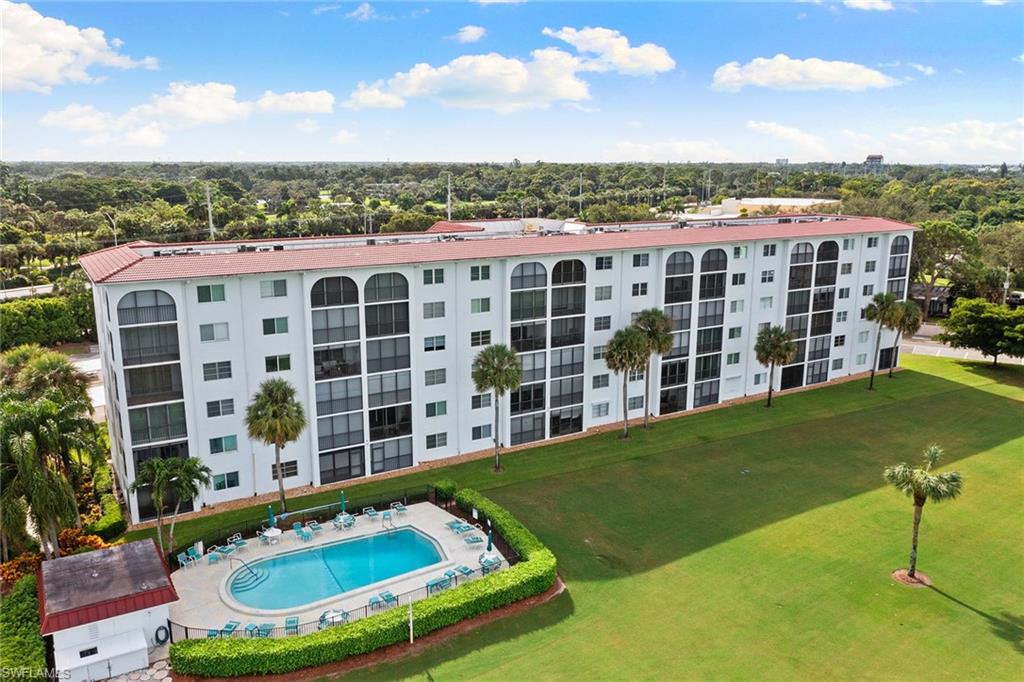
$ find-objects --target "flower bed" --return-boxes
[169,484,557,677]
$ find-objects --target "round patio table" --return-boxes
[264,527,282,543]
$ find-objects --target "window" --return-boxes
[206,399,234,418]
[699,273,726,299]
[262,317,288,335]
[270,460,298,480]
[260,279,287,298]
[593,345,606,360]
[593,374,609,389]
[596,256,613,270]
[551,316,584,347]
[203,361,231,381]
[424,335,446,352]
[510,383,545,414]
[595,285,612,301]
[426,433,447,449]
[366,372,408,408]
[318,377,364,414]
[761,269,775,283]
[727,352,740,365]
[733,245,748,259]
[552,259,586,285]
[519,352,546,382]
[472,424,492,440]
[371,437,413,473]
[696,328,722,354]
[472,393,491,409]
[426,401,447,418]
[754,372,765,385]
[865,260,877,273]
[423,268,444,285]
[791,243,814,265]
[694,380,719,407]
[730,300,744,313]
[311,276,358,307]
[832,358,844,371]
[470,265,490,281]
[510,413,545,445]
[312,307,359,344]
[320,446,364,484]
[858,331,870,343]
[423,302,445,319]
[763,244,777,257]
[200,322,229,342]
[550,376,584,407]
[471,298,490,313]
[628,369,645,382]
[197,284,225,303]
[210,435,238,454]
[551,286,586,316]
[594,315,611,331]
[856,353,868,365]
[511,262,547,290]
[366,273,409,303]
[592,402,609,418]
[633,253,650,267]
[213,472,239,491]
[838,287,850,299]
[424,368,446,386]
[836,311,848,323]
[661,359,687,387]
[728,327,742,339]
[758,322,770,334]
[697,300,725,327]
[731,273,746,286]
[863,285,874,296]
[843,238,855,251]
[318,412,364,450]
[79,648,99,659]
[314,343,361,379]
[128,403,186,444]
[265,354,291,372]
[369,404,412,441]
[834,335,846,347]
[550,347,584,377]
[760,296,773,310]
[867,237,879,248]
[365,302,410,337]
[628,396,644,410]
[817,241,839,262]
[840,263,852,275]
[632,282,648,296]
[549,405,583,437]
[470,330,491,347]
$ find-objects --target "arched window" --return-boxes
[511,262,547,290]
[700,249,728,272]
[364,273,408,303]
[311,276,358,308]
[816,241,839,262]
[117,290,176,325]
[552,259,586,285]
[666,251,694,276]
[890,235,910,255]
[791,242,814,265]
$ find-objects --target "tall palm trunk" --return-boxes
[643,358,652,430]
[888,330,900,378]
[766,362,775,407]
[168,498,183,554]
[274,443,287,512]
[48,521,61,559]
[908,497,925,578]
[869,327,882,390]
[492,396,502,472]
[153,506,165,557]
[620,375,630,439]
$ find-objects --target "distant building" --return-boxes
[775,158,789,166]
[864,155,884,174]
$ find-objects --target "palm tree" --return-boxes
[15,350,91,404]
[888,300,923,378]
[883,445,964,579]
[129,457,176,556]
[632,309,673,430]
[245,378,307,513]
[754,325,798,407]
[471,344,523,472]
[864,292,900,390]
[7,434,77,559]
[166,457,212,553]
[605,326,649,439]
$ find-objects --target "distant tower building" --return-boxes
[775,158,789,167]
[865,155,884,174]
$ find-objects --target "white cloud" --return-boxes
[746,120,830,160]
[542,26,675,75]
[843,0,894,10]
[908,63,936,76]
[614,138,737,162]
[451,25,487,44]
[346,3,377,21]
[256,90,335,113]
[888,118,1024,164]
[472,0,526,5]
[712,53,899,91]
[566,102,599,113]
[1014,53,1024,63]
[344,81,406,109]
[39,103,114,132]
[1,0,158,93]
[312,4,341,15]
[331,129,357,144]
[982,1,1008,5]
[295,118,321,134]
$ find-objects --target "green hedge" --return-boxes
[85,493,126,541]
[0,575,47,678]
[170,486,557,677]
[92,466,113,495]
[0,297,81,350]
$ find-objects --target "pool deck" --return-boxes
[168,502,506,632]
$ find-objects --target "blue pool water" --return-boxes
[228,528,443,610]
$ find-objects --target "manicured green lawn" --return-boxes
[340,356,1022,680]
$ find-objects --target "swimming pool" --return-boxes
[227,528,443,610]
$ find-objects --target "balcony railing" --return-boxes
[122,346,180,366]
[118,304,177,326]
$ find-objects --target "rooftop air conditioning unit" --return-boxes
[273,245,284,251]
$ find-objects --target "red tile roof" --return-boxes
[37,539,178,634]
[425,221,486,233]
[80,216,916,285]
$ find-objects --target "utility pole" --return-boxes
[578,172,583,215]
[446,172,452,221]
[204,182,215,239]
[103,212,118,247]
[1003,263,1011,305]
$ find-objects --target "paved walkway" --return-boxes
[900,322,1023,364]
[108,658,170,682]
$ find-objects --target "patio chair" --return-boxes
[368,595,382,611]
[186,546,202,562]
[362,506,379,520]
[444,569,457,580]
[244,623,258,637]
[206,547,221,565]
[382,510,392,524]
[307,520,323,534]
[456,565,475,577]
[380,590,398,608]
[216,544,236,556]
[390,501,408,514]
[444,520,463,529]
[257,623,274,638]
[257,531,271,546]
[285,617,299,635]
[222,620,240,636]
[464,535,485,546]
[176,552,196,569]
[229,534,248,550]
[452,523,474,534]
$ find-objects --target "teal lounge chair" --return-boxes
[444,520,462,529]
[382,510,392,524]
[206,548,221,565]
[229,533,248,550]
[176,552,196,569]
[258,531,271,546]
[456,565,474,577]
[216,544,236,556]
[380,590,398,607]
[363,506,379,520]
[308,520,323,533]
[444,569,457,580]
[465,535,484,546]
[368,595,382,610]
[186,546,202,562]
[257,623,274,638]
[390,501,408,514]
[285,617,299,635]
[244,623,258,637]
[222,620,240,636]
[452,523,474,534]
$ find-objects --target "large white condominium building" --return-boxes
[80,214,915,523]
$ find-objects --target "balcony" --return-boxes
[118,304,177,326]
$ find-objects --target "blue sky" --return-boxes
[4,0,1022,163]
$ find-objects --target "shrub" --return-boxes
[0,297,81,350]
[84,494,126,541]
[93,465,113,495]
[0,553,41,586]
[170,486,557,677]
[0,574,47,678]
[58,528,110,554]
[433,478,458,502]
